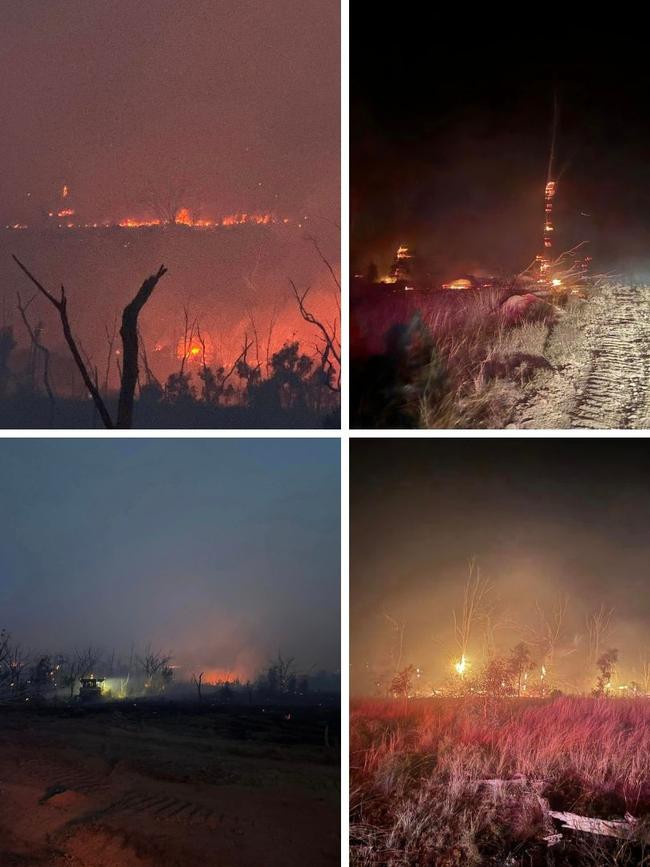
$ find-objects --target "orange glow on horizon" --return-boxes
[6,211,291,231]
[199,668,240,684]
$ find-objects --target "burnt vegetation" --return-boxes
[1,249,340,429]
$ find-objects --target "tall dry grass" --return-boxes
[350,284,561,429]
[351,696,650,865]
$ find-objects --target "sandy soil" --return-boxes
[0,705,339,866]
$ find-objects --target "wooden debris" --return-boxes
[548,809,637,840]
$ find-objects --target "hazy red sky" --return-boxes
[1,0,340,224]
[0,0,339,380]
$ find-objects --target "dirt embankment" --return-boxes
[0,705,340,867]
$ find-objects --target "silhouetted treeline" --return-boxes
[0,631,340,705]
[0,327,340,428]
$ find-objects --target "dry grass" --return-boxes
[350,284,564,429]
[350,696,650,865]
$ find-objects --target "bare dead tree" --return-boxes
[0,629,9,667]
[289,279,341,392]
[177,305,197,377]
[13,256,114,428]
[13,256,167,429]
[452,559,492,676]
[524,595,570,690]
[137,646,173,693]
[586,604,614,667]
[383,612,405,677]
[191,671,204,701]
[76,646,101,678]
[639,650,650,696]
[264,301,279,376]
[246,309,263,374]
[305,234,341,293]
[221,333,254,397]
[481,607,512,663]
[2,641,27,691]
[138,326,160,390]
[16,292,55,422]
[103,315,118,396]
[58,646,101,699]
[143,181,188,225]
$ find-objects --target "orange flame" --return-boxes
[176,336,212,364]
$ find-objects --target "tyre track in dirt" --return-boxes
[569,285,650,429]
[511,284,650,429]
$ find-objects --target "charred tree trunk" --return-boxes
[116,266,167,428]
[13,256,167,429]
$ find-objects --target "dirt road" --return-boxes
[510,283,650,429]
[0,706,339,866]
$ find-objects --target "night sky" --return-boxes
[0,439,340,680]
[351,438,650,693]
[352,11,650,281]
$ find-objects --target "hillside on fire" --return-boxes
[0,438,341,866]
[351,12,650,430]
[350,439,650,865]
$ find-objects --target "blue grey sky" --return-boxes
[0,439,340,679]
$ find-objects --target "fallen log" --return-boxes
[548,810,637,840]
[478,777,640,846]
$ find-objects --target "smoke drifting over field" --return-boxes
[351,439,650,694]
[0,439,341,681]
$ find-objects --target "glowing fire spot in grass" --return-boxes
[454,655,468,677]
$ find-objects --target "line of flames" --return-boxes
[6,211,291,231]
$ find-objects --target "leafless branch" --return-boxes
[13,255,113,428]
